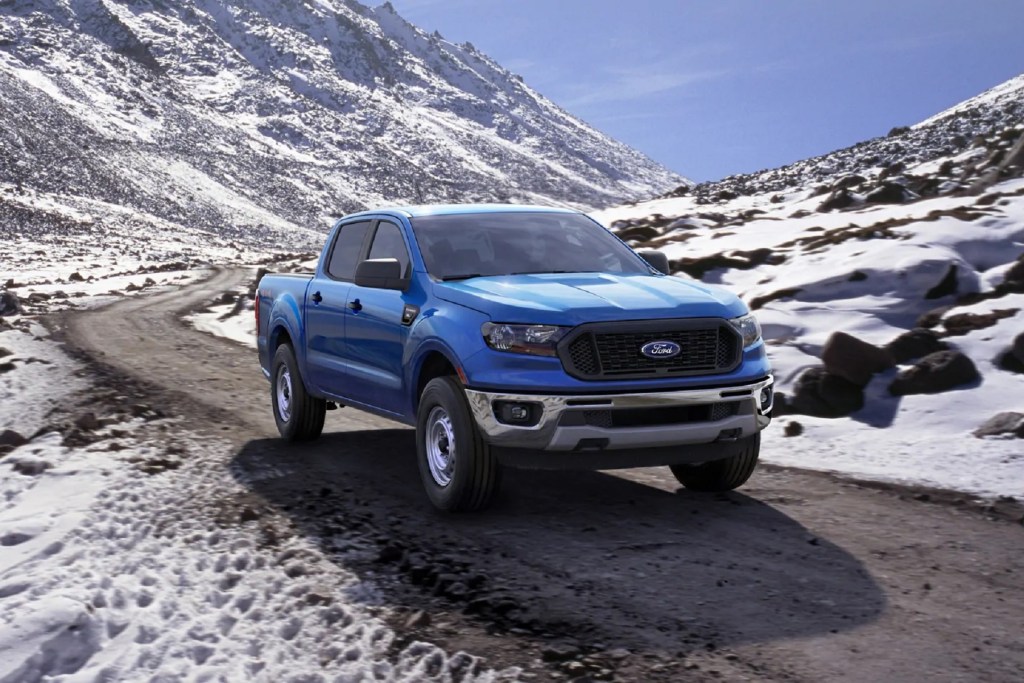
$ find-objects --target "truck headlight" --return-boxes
[481,323,568,357]
[728,314,762,348]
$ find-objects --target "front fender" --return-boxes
[403,301,490,414]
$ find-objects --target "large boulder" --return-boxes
[973,412,1024,438]
[818,189,858,212]
[821,332,893,386]
[1014,331,1024,365]
[885,328,949,363]
[0,291,22,317]
[864,182,914,205]
[889,351,980,396]
[789,367,865,417]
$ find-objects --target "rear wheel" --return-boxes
[271,344,326,441]
[670,433,760,492]
[416,376,501,512]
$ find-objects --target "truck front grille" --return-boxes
[564,402,741,429]
[559,319,741,380]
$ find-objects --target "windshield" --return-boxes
[410,212,651,280]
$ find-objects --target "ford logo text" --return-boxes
[640,340,681,359]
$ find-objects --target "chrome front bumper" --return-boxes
[465,376,773,452]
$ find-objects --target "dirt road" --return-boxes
[61,268,1023,682]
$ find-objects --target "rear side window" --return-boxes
[368,221,411,276]
[327,221,371,280]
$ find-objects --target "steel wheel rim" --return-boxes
[425,406,456,487]
[276,366,293,423]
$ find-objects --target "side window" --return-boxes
[368,221,411,277]
[327,221,372,280]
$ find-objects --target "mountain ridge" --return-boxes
[0,0,683,250]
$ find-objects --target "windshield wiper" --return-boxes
[440,273,484,281]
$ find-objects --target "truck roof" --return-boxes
[344,204,582,219]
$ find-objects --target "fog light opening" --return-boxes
[493,401,541,427]
[760,387,773,411]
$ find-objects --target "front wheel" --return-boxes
[670,433,760,492]
[416,376,501,512]
[271,344,326,441]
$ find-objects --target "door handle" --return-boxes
[347,299,362,312]
[311,291,323,304]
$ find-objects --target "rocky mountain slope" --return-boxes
[0,0,682,256]
[596,73,1024,493]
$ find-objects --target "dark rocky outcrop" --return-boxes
[0,291,22,317]
[821,332,894,386]
[885,328,949,363]
[0,429,28,449]
[889,351,980,396]
[788,367,865,418]
[818,189,858,212]
[924,265,959,299]
[864,182,914,204]
[942,309,1018,336]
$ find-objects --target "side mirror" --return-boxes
[354,258,407,290]
[638,250,670,275]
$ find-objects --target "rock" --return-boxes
[784,421,804,437]
[403,609,431,629]
[376,543,403,563]
[68,272,85,282]
[885,328,949,363]
[943,309,1018,336]
[0,348,11,358]
[0,430,28,448]
[0,291,23,316]
[1004,256,1024,286]
[916,305,953,329]
[924,264,958,299]
[889,351,980,396]
[13,458,51,476]
[818,189,858,212]
[1013,331,1024,364]
[542,643,581,662]
[973,412,1024,438]
[789,367,864,418]
[125,282,141,292]
[821,332,893,386]
[832,174,866,191]
[864,182,914,204]
[75,412,100,431]
[0,361,14,374]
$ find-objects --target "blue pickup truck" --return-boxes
[256,205,773,511]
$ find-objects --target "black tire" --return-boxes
[271,344,326,442]
[416,376,501,512]
[670,433,761,492]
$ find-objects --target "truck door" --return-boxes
[304,220,373,397]
[341,219,414,414]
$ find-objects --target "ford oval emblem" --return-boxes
[640,340,681,359]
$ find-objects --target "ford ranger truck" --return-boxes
[256,205,773,512]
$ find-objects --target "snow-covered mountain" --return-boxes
[0,0,683,251]
[596,73,1024,495]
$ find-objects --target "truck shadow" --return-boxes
[229,429,885,654]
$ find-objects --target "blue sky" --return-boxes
[385,0,1024,182]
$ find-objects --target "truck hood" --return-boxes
[433,272,747,325]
